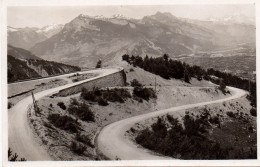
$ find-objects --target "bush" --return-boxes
[47,114,80,133]
[81,87,131,104]
[81,88,97,102]
[131,79,142,87]
[70,141,86,155]
[8,102,13,109]
[68,102,95,122]
[75,133,94,148]
[57,102,66,110]
[70,98,79,106]
[96,60,102,68]
[133,87,156,101]
[102,88,131,103]
[97,98,109,106]
[227,111,236,118]
[209,116,220,125]
[250,108,257,117]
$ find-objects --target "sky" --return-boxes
[7,4,255,28]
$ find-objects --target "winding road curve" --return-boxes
[8,68,121,161]
[97,86,247,160]
[8,67,247,161]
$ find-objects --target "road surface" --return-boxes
[97,86,246,160]
[8,68,121,161]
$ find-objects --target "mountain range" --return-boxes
[8,12,255,67]
[8,24,63,50]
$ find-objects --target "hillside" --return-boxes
[29,12,255,67]
[8,45,42,60]
[7,24,63,50]
[8,47,81,83]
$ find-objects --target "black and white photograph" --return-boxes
[1,0,259,166]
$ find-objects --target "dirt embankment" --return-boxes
[28,66,232,160]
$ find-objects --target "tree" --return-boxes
[184,69,191,83]
[96,59,102,68]
[218,80,226,94]
[163,54,169,61]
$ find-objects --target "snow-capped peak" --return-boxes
[7,26,19,32]
[111,14,127,19]
[93,15,105,19]
[206,14,254,25]
[37,24,63,33]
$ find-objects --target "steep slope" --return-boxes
[8,26,48,50]
[8,47,81,83]
[8,45,42,60]
[30,12,255,67]
[36,24,64,38]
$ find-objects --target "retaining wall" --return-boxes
[55,69,126,97]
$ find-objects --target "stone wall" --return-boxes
[54,69,126,97]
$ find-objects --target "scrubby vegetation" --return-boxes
[135,111,256,159]
[68,101,95,122]
[96,59,102,68]
[133,87,156,101]
[130,79,157,101]
[57,102,66,110]
[75,133,94,148]
[8,148,26,161]
[47,113,81,133]
[8,102,13,109]
[81,87,131,104]
[70,141,86,155]
[130,79,143,87]
[122,54,256,108]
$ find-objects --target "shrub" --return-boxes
[70,141,86,155]
[70,98,79,106]
[68,102,95,122]
[81,88,97,102]
[102,88,131,103]
[97,98,109,106]
[227,111,236,118]
[8,102,13,109]
[81,87,131,104]
[93,87,102,96]
[57,102,66,110]
[75,133,94,148]
[209,116,220,125]
[96,60,102,68]
[130,79,142,87]
[122,54,130,62]
[133,87,156,101]
[130,68,134,72]
[47,114,80,133]
[250,108,256,117]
